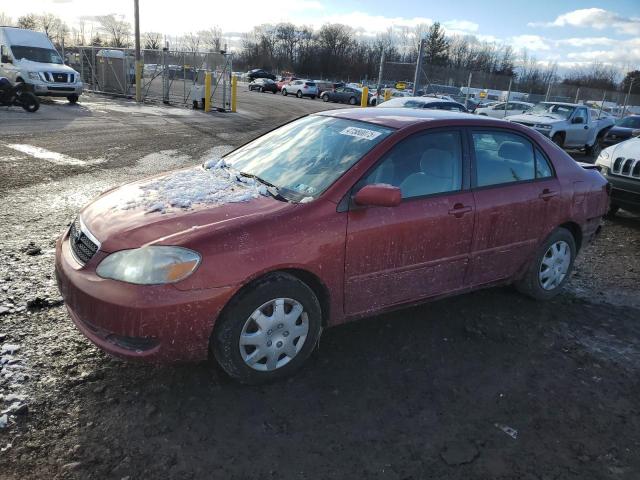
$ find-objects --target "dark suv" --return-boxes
[247,69,276,81]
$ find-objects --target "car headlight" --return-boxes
[96,246,201,285]
[28,72,41,80]
[534,124,552,130]
[596,148,612,169]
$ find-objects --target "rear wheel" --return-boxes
[322,94,329,102]
[212,272,322,384]
[259,86,263,93]
[515,228,576,301]
[349,96,357,105]
[20,92,40,113]
[586,139,602,158]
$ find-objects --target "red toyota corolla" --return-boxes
[55,108,609,383]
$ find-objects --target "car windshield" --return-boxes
[223,116,393,201]
[616,116,640,128]
[11,45,63,64]
[528,103,576,119]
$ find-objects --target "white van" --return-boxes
[0,26,83,103]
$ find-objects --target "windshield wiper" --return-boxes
[237,171,290,202]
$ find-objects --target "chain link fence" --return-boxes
[67,47,233,111]
[378,61,640,117]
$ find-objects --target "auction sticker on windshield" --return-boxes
[339,126,383,140]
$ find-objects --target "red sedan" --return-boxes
[55,108,609,383]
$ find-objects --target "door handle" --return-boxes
[448,203,473,217]
[539,189,557,201]
[584,125,588,129]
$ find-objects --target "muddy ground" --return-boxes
[0,90,639,480]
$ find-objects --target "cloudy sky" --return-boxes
[2,0,639,69]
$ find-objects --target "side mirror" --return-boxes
[354,184,401,208]
[572,117,584,124]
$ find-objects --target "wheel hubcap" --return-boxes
[239,298,309,371]
[539,240,571,290]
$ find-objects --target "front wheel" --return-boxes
[19,92,40,113]
[67,94,79,104]
[296,90,303,98]
[586,139,602,158]
[282,89,288,96]
[322,94,329,102]
[515,228,576,301]
[552,132,565,148]
[348,96,357,105]
[212,273,322,384]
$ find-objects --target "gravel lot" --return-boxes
[1,89,639,480]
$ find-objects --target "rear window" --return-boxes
[305,82,316,87]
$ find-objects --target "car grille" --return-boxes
[44,72,74,83]
[69,217,99,265]
[611,157,640,179]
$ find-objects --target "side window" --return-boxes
[574,107,587,122]
[361,131,463,199]
[535,148,554,178]
[473,131,535,187]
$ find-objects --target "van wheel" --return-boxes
[212,272,322,384]
[67,94,79,104]
[515,228,576,301]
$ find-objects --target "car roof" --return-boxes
[316,107,488,129]
[541,101,580,107]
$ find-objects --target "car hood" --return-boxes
[509,113,565,124]
[14,58,77,74]
[79,165,292,252]
[607,126,634,137]
[604,137,640,159]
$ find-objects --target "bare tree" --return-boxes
[198,28,222,52]
[96,14,131,48]
[0,12,13,26]
[143,32,162,50]
[17,14,37,30]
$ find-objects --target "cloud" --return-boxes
[556,37,616,47]
[442,20,479,33]
[529,8,640,35]
[510,35,550,51]
[564,38,640,66]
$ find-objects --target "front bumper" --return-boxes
[33,83,83,97]
[55,231,236,363]
[602,169,640,213]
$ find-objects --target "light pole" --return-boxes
[134,0,142,103]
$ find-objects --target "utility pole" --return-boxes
[376,48,385,94]
[413,38,426,96]
[544,81,552,102]
[504,78,512,117]
[464,72,472,109]
[574,87,580,104]
[621,77,634,118]
[134,0,142,103]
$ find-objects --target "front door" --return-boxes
[467,129,561,285]
[344,129,475,315]
[565,106,590,146]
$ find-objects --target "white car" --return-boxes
[476,101,534,119]
[0,26,83,103]
[281,79,318,99]
[595,137,640,215]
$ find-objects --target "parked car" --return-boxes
[475,101,534,118]
[508,102,614,157]
[377,96,468,112]
[596,137,640,215]
[281,79,318,99]
[603,115,640,146]
[276,76,298,91]
[369,88,412,106]
[313,80,334,95]
[321,86,367,105]
[248,78,278,94]
[55,108,608,384]
[246,69,276,81]
[0,26,83,103]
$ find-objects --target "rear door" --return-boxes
[344,129,475,315]
[467,129,561,285]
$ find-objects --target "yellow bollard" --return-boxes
[231,75,237,112]
[383,88,391,102]
[204,72,212,113]
[135,60,143,103]
[361,86,369,107]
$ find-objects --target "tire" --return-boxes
[322,94,329,102]
[212,272,322,384]
[310,95,316,100]
[67,94,79,104]
[348,96,357,105]
[20,93,40,113]
[606,204,620,218]
[552,132,565,148]
[515,227,577,301]
[272,89,277,94]
[586,139,602,158]
[192,100,199,109]
[296,90,303,98]
[370,98,377,106]
[282,89,288,96]
[259,87,263,93]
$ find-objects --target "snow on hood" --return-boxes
[13,58,77,74]
[115,158,268,214]
[606,137,640,158]
[510,113,565,124]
